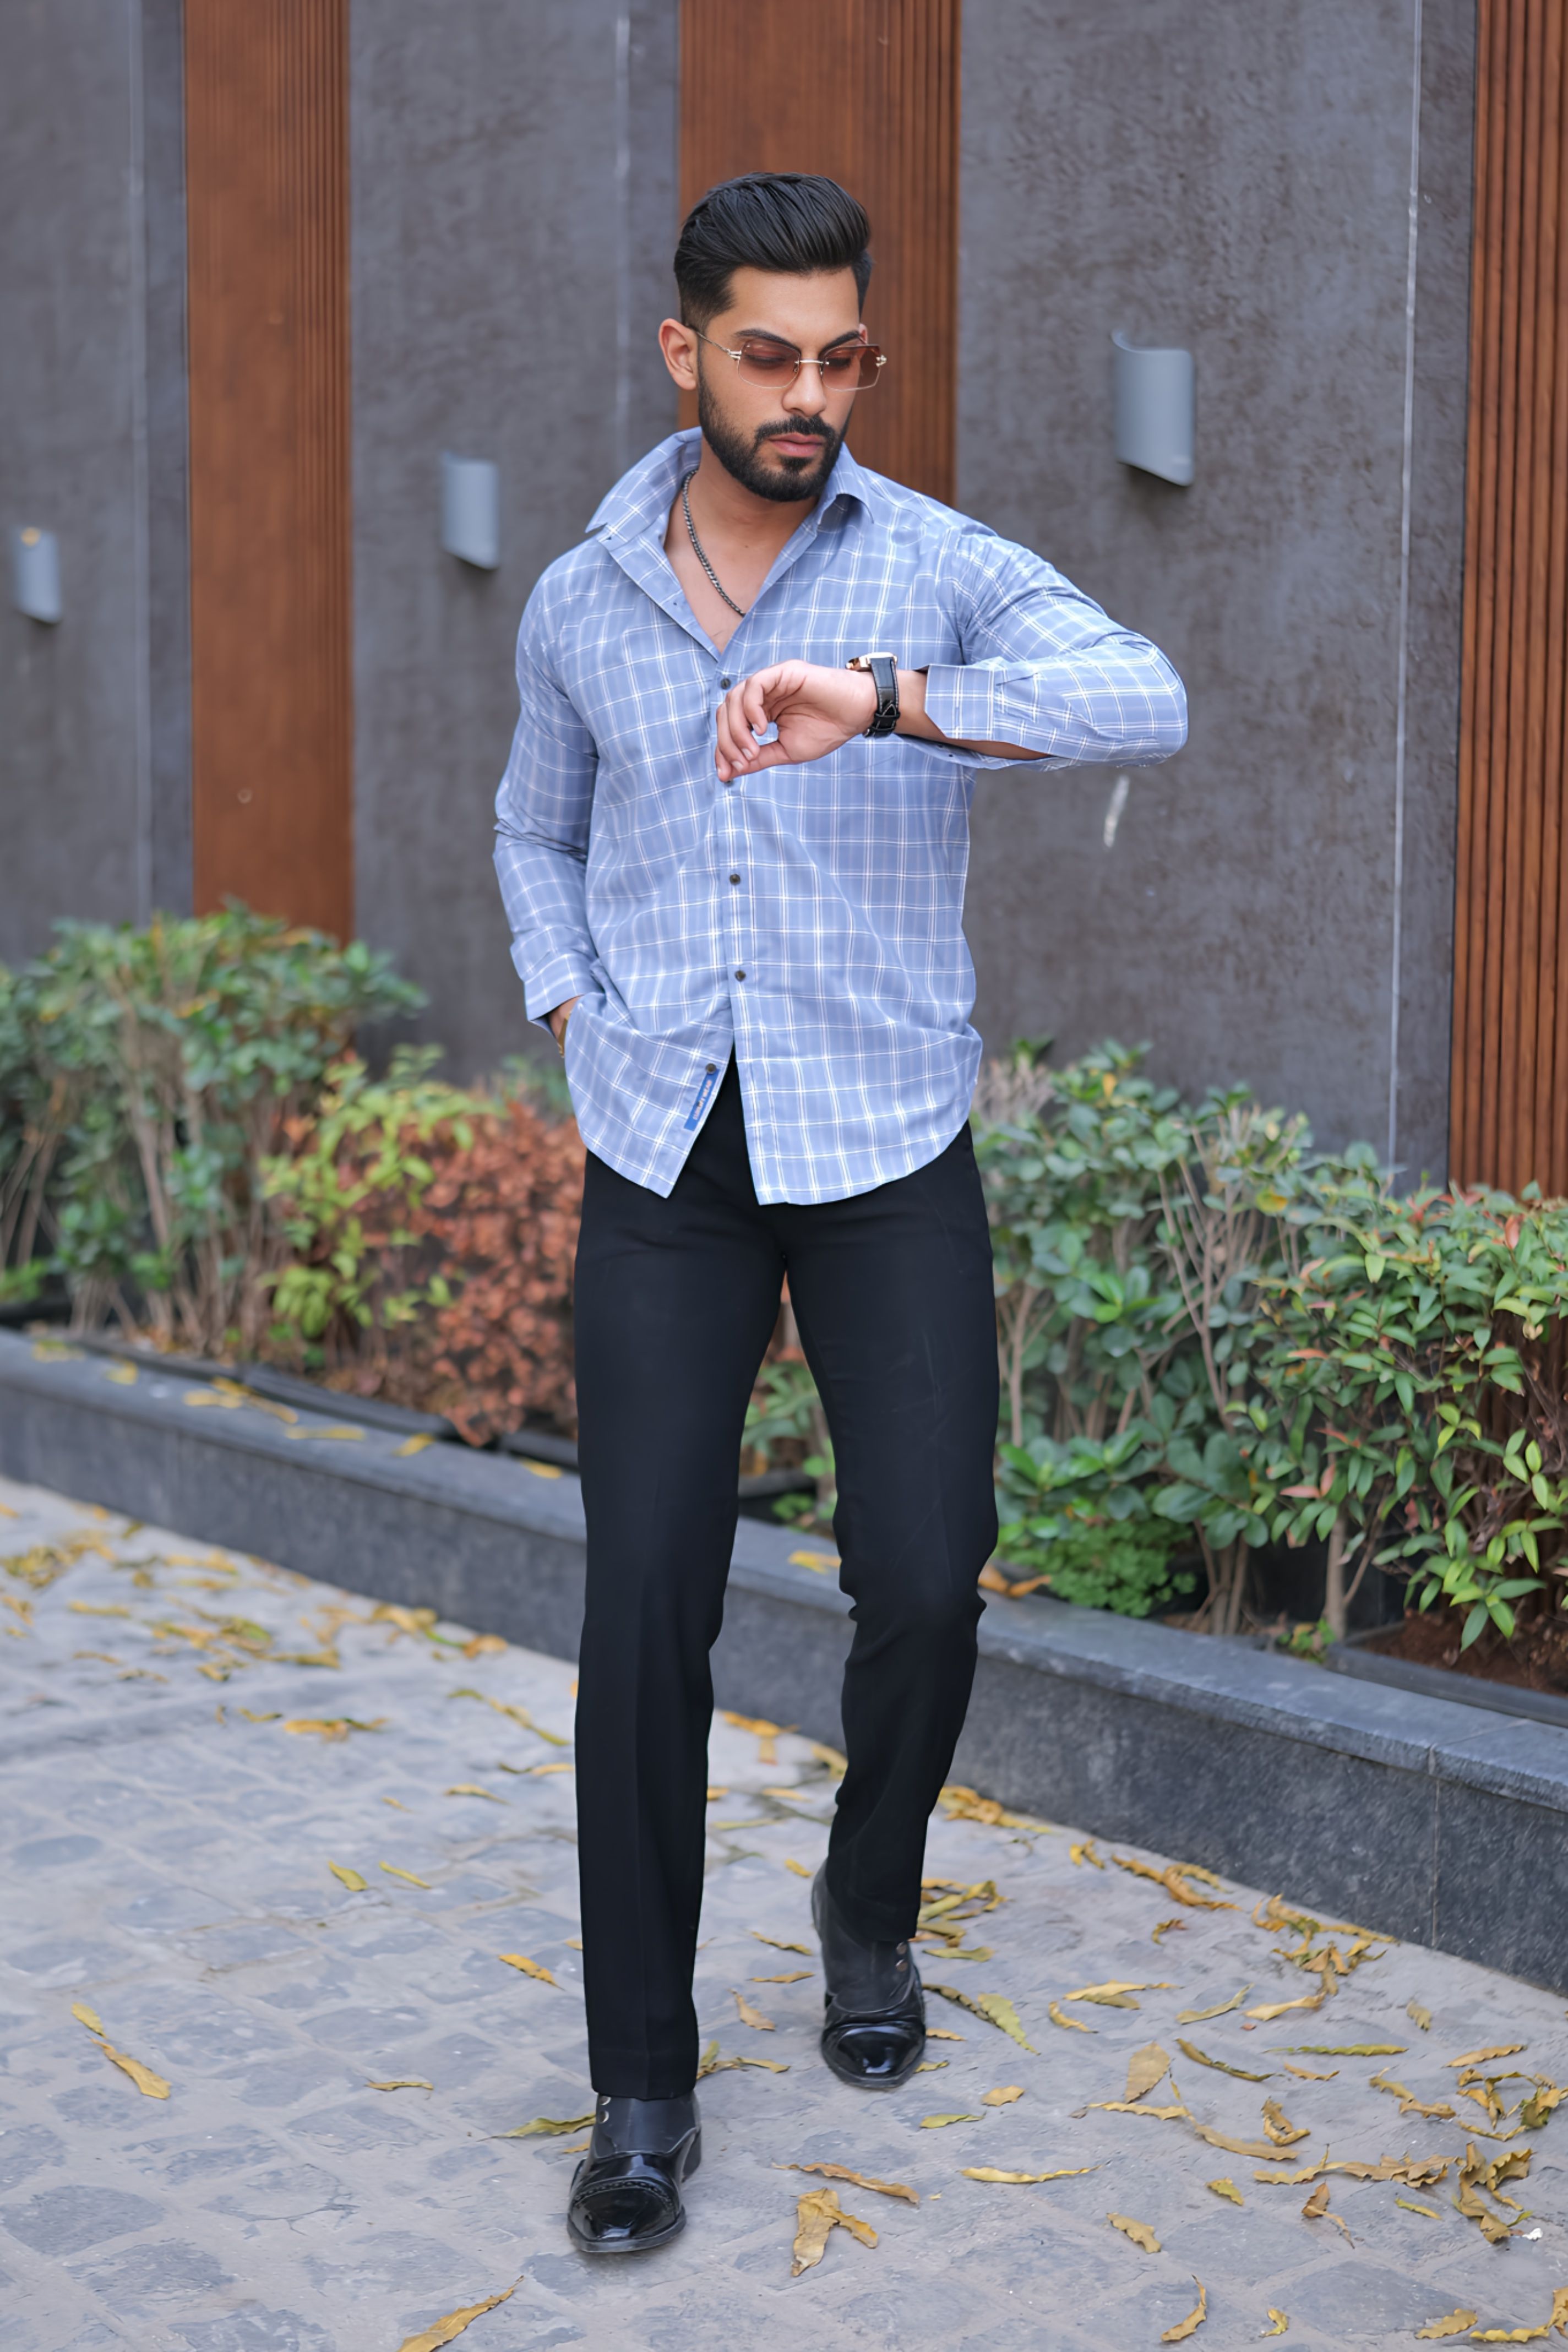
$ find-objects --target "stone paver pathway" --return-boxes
[2,1471,1566,2351]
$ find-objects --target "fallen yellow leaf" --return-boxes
[497,2111,596,2138]
[981,2086,1023,2106]
[380,1862,431,1888]
[368,2077,432,2092]
[753,1971,811,1984]
[1088,2100,1190,2120]
[791,2186,875,2274]
[449,1687,569,1745]
[784,1859,812,1879]
[1065,1979,1172,2008]
[938,1783,1053,1832]
[1108,2211,1160,2252]
[285,1717,386,1740]
[394,1433,435,1457]
[927,2027,963,2040]
[1246,1991,1329,2021]
[445,1785,503,1802]
[1368,2067,1455,2120]
[1280,2060,1337,2079]
[788,1549,839,1572]
[1178,2039,1270,2083]
[921,2112,979,2127]
[752,1931,811,1954]
[1177,1986,1250,2024]
[962,2164,1100,2184]
[1193,2125,1283,2161]
[732,1989,775,2032]
[1207,2177,1243,2204]
[328,1861,367,1891]
[1413,2317,1478,2342]
[94,2036,171,2099]
[1262,2098,1309,2147]
[395,2285,515,2351]
[498,1953,557,1986]
[1125,2043,1172,2101]
[1273,2043,1404,2057]
[1113,1854,1235,1910]
[1449,2044,1526,2069]
[71,2001,104,2032]
[784,2162,917,2204]
[462,1635,508,1658]
[1261,2312,1287,2337]
[1407,1999,1433,2032]
[1162,2280,1207,2342]
[1395,2196,1440,2217]
[238,1707,281,1723]
[1152,1917,1186,1943]
[1048,2000,1095,2034]
[1069,1839,1104,1868]
[522,1460,562,1479]
[928,1984,1036,2051]
[721,1709,788,1764]
[68,1600,131,1617]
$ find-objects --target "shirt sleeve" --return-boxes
[918,526,1188,771]
[493,585,601,1028]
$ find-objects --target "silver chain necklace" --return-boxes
[680,471,748,619]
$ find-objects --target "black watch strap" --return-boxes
[846,652,900,738]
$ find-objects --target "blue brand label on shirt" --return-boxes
[684,1066,720,1129]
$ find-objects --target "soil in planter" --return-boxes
[1362,1606,1568,1697]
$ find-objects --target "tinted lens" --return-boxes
[734,344,799,384]
[823,346,883,389]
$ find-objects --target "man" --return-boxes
[495,171,1185,2256]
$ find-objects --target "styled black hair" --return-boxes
[673,172,873,328]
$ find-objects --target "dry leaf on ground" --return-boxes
[395,2285,515,2351]
[1246,1992,1329,2021]
[1048,2000,1095,2034]
[1262,2098,1309,2147]
[498,1953,557,1986]
[71,2003,103,2033]
[393,1433,434,1456]
[1152,1918,1186,1943]
[497,2111,596,2138]
[732,1989,776,2032]
[380,1863,431,1888]
[1161,2280,1207,2342]
[1193,2125,1282,2161]
[1124,2044,1172,2101]
[327,1861,367,1891]
[753,1971,811,1984]
[1261,2313,1287,2337]
[368,2077,432,2092]
[1207,2176,1243,2204]
[1178,2039,1270,2083]
[1069,1839,1104,1868]
[1114,1854,1235,1910]
[93,2037,170,2099]
[1066,1979,1173,2010]
[1280,2060,1337,2079]
[446,1784,503,1802]
[721,1709,789,1764]
[784,1859,813,1879]
[963,2165,1101,2184]
[450,1686,570,1745]
[1408,1999,1433,2032]
[1300,2180,1352,2239]
[938,1783,1053,1832]
[1450,2044,1527,2069]
[791,2187,876,2275]
[285,1717,386,1741]
[1177,1986,1251,2024]
[927,2027,963,2041]
[785,2163,917,2204]
[929,1984,1037,2051]
[1108,2212,1161,2252]
[1414,2316,1479,2342]
[1369,2068,1455,2120]
[1275,2043,1405,2057]
[1395,2197,1441,2217]
[752,1932,811,1954]
[982,2085,1025,2106]
[921,2113,979,2128]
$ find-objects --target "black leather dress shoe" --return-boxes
[812,1864,926,2090]
[567,2094,701,2255]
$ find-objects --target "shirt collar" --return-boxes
[586,427,881,546]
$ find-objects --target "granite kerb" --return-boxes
[3,1329,1566,1986]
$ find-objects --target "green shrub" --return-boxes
[0,907,420,1352]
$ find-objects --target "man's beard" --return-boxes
[696,369,845,503]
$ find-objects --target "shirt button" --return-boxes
[728,872,741,885]
[719,674,732,688]
[735,968,747,981]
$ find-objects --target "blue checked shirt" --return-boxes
[494,428,1185,1205]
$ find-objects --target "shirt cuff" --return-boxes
[522,953,598,1028]
[918,665,1050,770]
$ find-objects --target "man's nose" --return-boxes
[782,365,830,420]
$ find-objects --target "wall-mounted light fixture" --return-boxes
[440,454,500,570]
[11,526,62,622]
[1112,333,1194,487]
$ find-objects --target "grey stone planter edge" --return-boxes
[2,1329,1564,1992]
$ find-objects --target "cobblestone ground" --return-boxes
[2,1470,1566,2351]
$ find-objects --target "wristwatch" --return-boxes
[846,652,900,738]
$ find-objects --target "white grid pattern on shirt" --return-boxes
[494,429,1186,1205]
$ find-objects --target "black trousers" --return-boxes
[572,1059,999,2098]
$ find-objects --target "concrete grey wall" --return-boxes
[349,1,679,1081]
[959,0,1474,1178]
[0,0,189,970]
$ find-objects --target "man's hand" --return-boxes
[715,663,878,781]
[547,995,581,1051]
[714,662,1041,778]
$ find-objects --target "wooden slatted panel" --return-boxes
[184,0,353,938]
[1452,0,1568,1192]
[680,0,959,502]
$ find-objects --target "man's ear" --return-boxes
[659,318,700,392]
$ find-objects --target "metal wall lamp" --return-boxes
[1112,333,1195,487]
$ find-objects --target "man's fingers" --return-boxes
[714,697,758,779]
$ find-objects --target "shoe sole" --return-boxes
[567,2134,701,2257]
